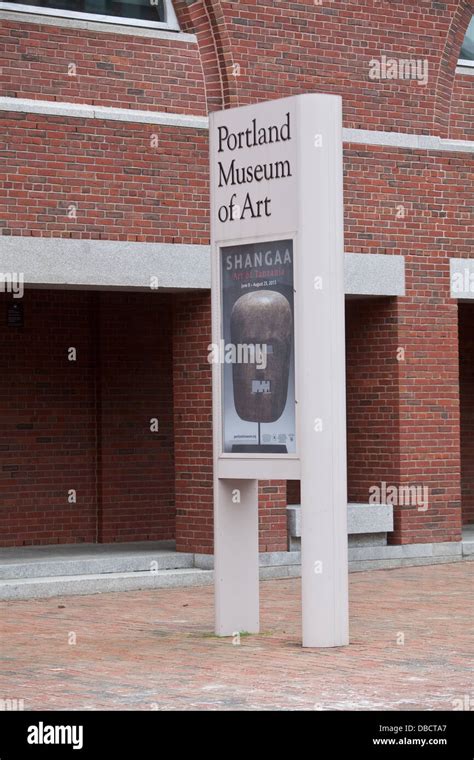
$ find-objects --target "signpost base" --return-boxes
[214,478,259,637]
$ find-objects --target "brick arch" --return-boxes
[173,0,240,113]
[433,0,473,137]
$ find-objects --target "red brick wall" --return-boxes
[0,20,206,114]
[173,0,472,137]
[98,292,175,543]
[450,72,474,140]
[290,291,461,546]
[172,292,213,554]
[1,1,472,550]
[258,481,287,553]
[395,298,461,544]
[2,4,471,137]
[343,144,468,544]
[343,146,472,259]
[0,112,209,243]
[175,0,240,112]
[459,304,474,525]
[0,290,176,547]
[0,290,96,547]
[345,299,400,505]
[7,114,471,253]
[286,143,471,545]
[345,295,462,544]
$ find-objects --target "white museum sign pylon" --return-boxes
[209,94,348,647]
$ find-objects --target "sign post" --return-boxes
[210,94,348,647]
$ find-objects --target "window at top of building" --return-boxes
[459,15,474,65]
[0,0,180,29]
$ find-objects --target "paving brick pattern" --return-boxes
[0,563,472,711]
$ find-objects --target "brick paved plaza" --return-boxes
[0,562,472,711]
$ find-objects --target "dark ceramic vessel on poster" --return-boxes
[230,290,292,424]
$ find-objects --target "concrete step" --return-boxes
[0,541,193,580]
[462,539,474,556]
[0,557,305,600]
[0,567,214,601]
[0,551,194,580]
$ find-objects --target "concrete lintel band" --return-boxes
[343,128,474,154]
[0,237,406,296]
[0,97,208,130]
[344,252,405,297]
[0,238,211,291]
[0,9,196,42]
[0,97,473,154]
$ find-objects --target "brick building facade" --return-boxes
[0,1,472,560]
